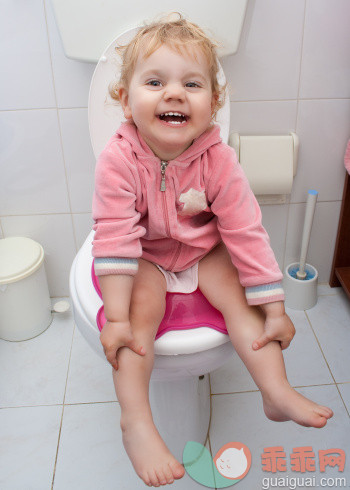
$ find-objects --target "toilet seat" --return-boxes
[74,231,231,357]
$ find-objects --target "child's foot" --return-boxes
[262,383,333,428]
[121,416,185,486]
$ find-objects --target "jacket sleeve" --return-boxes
[207,146,285,305]
[92,144,146,276]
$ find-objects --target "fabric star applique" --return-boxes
[178,188,209,216]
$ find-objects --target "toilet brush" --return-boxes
[283,190,319,309]
[296,190,318,279]
[291,190,318,281]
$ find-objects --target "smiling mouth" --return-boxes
[157,112,189,125]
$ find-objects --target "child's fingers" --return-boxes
[128,340,146,357]
[252,333,271,350]
[105,348,119,370]
[280,339,292,350]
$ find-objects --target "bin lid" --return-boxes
[0,237,45,285]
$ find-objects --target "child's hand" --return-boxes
[252,312,296,351]
[99,320,145,370]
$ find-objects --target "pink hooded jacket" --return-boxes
[92,122,284,305]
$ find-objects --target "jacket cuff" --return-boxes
[245,282,285,305]
[94,257,138,276]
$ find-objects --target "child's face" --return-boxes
[119,44,216,161]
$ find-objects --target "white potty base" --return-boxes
[149,374,210,462]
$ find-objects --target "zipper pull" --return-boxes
[160,161,168,191]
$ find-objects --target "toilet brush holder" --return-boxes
[283,262,318,310]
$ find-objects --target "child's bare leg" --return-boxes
[198,243,333,428]
[113,259,185,487]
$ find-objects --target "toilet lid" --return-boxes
[74,231,230,355]
[88,28,231,159]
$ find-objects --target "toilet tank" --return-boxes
[51,0,248,62]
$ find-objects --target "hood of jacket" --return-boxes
[116,121,223,167]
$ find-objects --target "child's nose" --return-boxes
[163,83,185,101]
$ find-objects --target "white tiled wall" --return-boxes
[1,0,349,295]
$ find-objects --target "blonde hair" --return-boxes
[109,12,226,120]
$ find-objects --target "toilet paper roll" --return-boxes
[239,135,294,195]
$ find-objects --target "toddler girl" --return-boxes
[92,14,333,487]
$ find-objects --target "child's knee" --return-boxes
[130,285,166,325]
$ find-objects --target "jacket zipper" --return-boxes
[160,161,171,238]
[159,160,181,269]
[160,160,168,191]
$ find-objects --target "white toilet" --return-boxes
[69,28,234,461]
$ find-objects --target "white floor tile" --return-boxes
[317,284,342,296]
[65,328,116,404]
[210,349,256,394]
[283,308,333,387]
[338,383,350,415]
[0,405,62,490]
[210,307,333,395]
[306,292,350,383]
[210,385,350,489]
[0,301,74,408]
[2,292,349,489]
[53,402,131,489]
[54,402,205,489]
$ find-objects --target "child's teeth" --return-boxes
[158,112,187,123]
[161,112,186,117]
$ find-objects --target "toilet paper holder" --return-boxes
[229,132,299,204]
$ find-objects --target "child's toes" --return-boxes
[163,464,175,484]
[169,461,185,480]
[141,470,151,487]
[148,469,160,487]
[317,406,333,419]
[155,469,167,486]
[323,407,333,418]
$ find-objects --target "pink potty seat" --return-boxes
[91,260,228,339]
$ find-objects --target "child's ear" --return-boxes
[119,87,132,120]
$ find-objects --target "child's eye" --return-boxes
[186,82,200,88]
[146,80,162,87]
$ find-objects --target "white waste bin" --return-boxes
[0,237,52,341]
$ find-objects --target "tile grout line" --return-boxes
[42,0,79,255]
[0,399,121,411]
[210,382,338,397]
[1,97,350,113]
[304,310,350,418]
[51,321,76,489]
[207,374,219,490]
[295,0,307,122]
